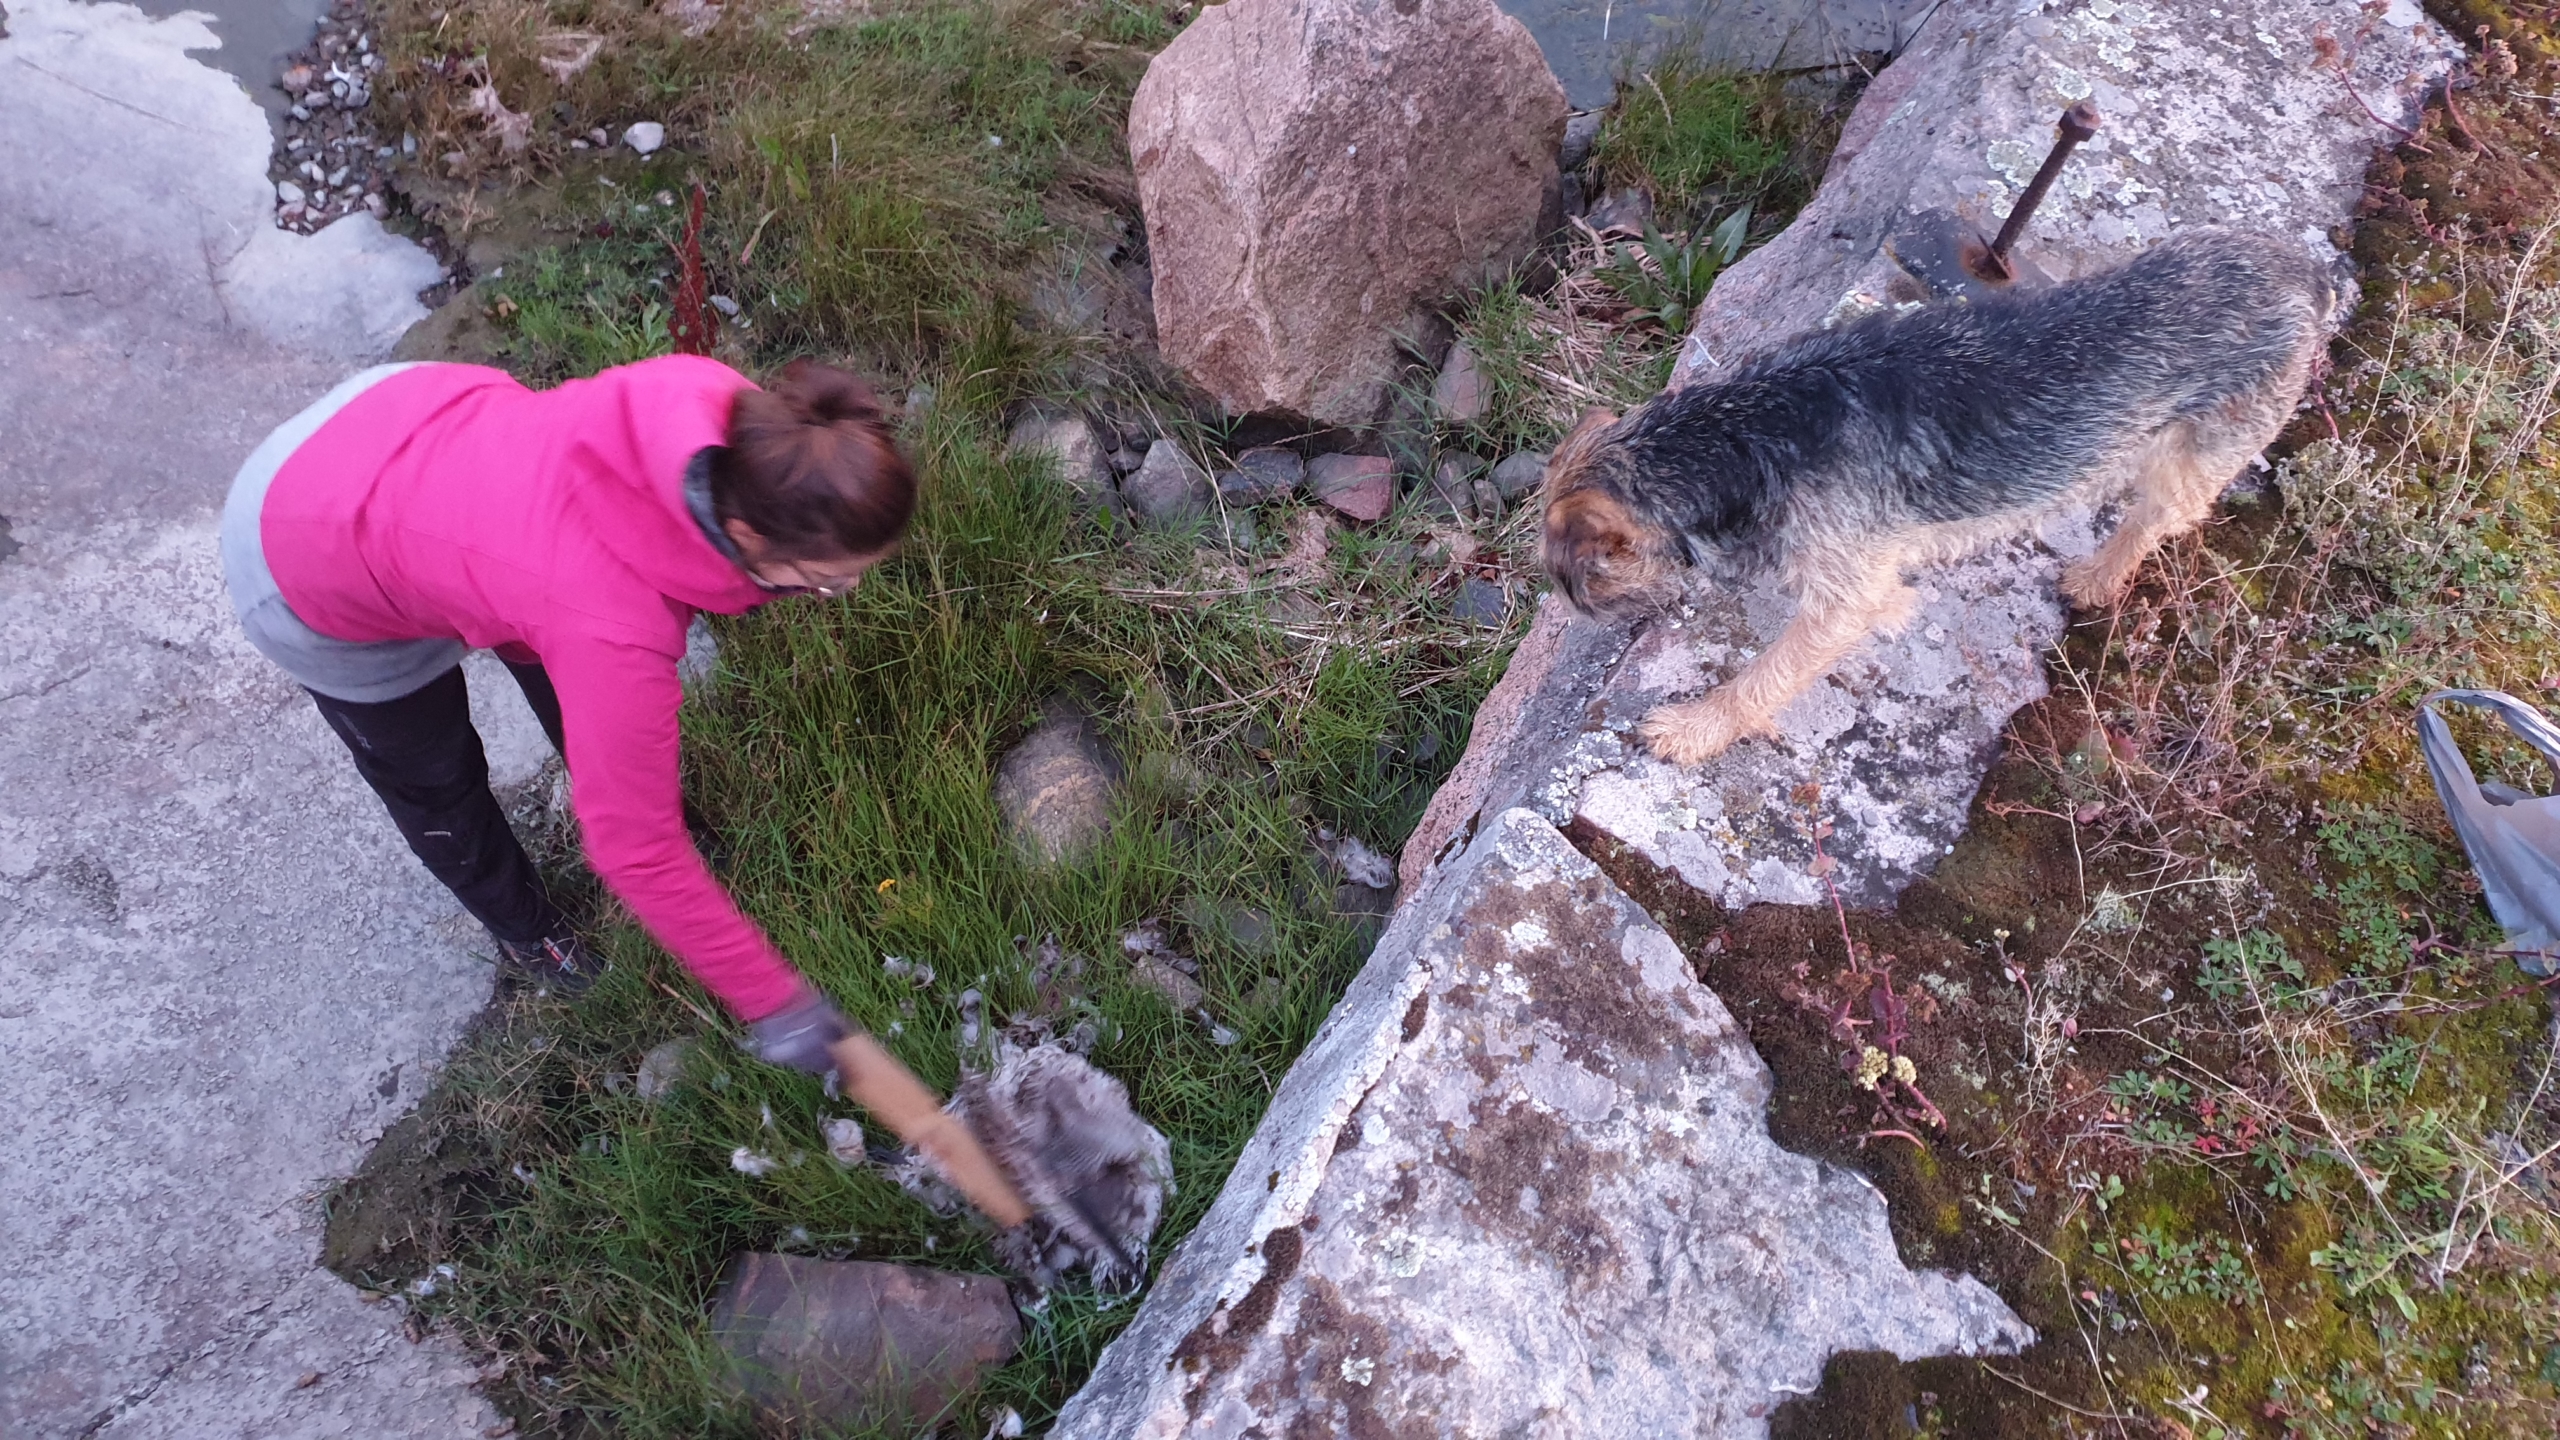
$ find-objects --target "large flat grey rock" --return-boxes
[1,1,512,1435]
[1054,810,2027,1436]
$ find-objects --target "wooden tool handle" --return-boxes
[830,1033,1033,1229]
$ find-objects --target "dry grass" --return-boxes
[1963,213,2560,1438]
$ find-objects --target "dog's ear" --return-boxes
[1543,488,1672,615]
[1541,406,1622,503]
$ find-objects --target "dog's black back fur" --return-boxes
[1594,230,2334,571]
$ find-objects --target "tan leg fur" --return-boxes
[1639,544,1916,765]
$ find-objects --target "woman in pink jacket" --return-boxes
[220,354,884,1072]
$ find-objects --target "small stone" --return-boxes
[1307,454,1396,523]
[364,193,387,218]
[588,127,608,146]
[1585,187,1653,234]
[635,1038,692,1101]
[1130,954,1205,1011]
[993,699,1120,866]
[709,1255,1021,1430]
[1426,453,1482,519]
[275,179,305,205]
[1560,110,1602,170]
[708,294,741,317]
[1430,339,1487,423]
[1487,451,1547,503]
[281,63,315,92]
[1217,446,1304,506]
[1451,577,1509,627]
[1331,879,1396,944]
[1106,445,1145,476]
[1007,412,1115,508]
[622,121,666,155]
[1121,440,1215,528]
[1123,921,1209,1009]
[1176,895,1279,958]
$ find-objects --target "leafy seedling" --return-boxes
[1596,206,1751,333]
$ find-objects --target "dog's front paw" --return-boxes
[2059,556,2132,611]
[1639,694,1767,766]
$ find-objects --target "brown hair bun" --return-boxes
[710,360,917,561]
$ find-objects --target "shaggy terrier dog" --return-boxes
[1541,228,2332,765]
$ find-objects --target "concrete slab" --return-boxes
[0,1,528,1435]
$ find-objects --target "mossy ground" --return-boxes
[331,5,1831,1434]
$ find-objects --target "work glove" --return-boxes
[747,984,853,1075]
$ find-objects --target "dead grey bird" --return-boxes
[893,1040,1173,1291]
[2417,688,2560,975]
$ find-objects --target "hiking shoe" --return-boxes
[496,932,607,997]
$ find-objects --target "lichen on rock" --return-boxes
[1052,810,2029,1437]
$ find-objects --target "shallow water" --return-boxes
[1498,0,1939,108]
[126,0,328,116]
[139,0,1929,125]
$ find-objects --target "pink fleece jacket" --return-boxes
[262,356,803,1020]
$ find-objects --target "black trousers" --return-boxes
[307,660,570,948]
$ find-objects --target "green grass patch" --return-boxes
[1591,52,1799,226]
[384,0,1155,368]
[1441,46,1844,459]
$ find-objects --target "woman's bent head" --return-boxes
[712,361,916,594]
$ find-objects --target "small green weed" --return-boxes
[2195,928,2310,1005]
[2114,1222,2265,1305]
[1594,208,1752,334]
[481,236,676,383]
[2317,805,2491,975]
